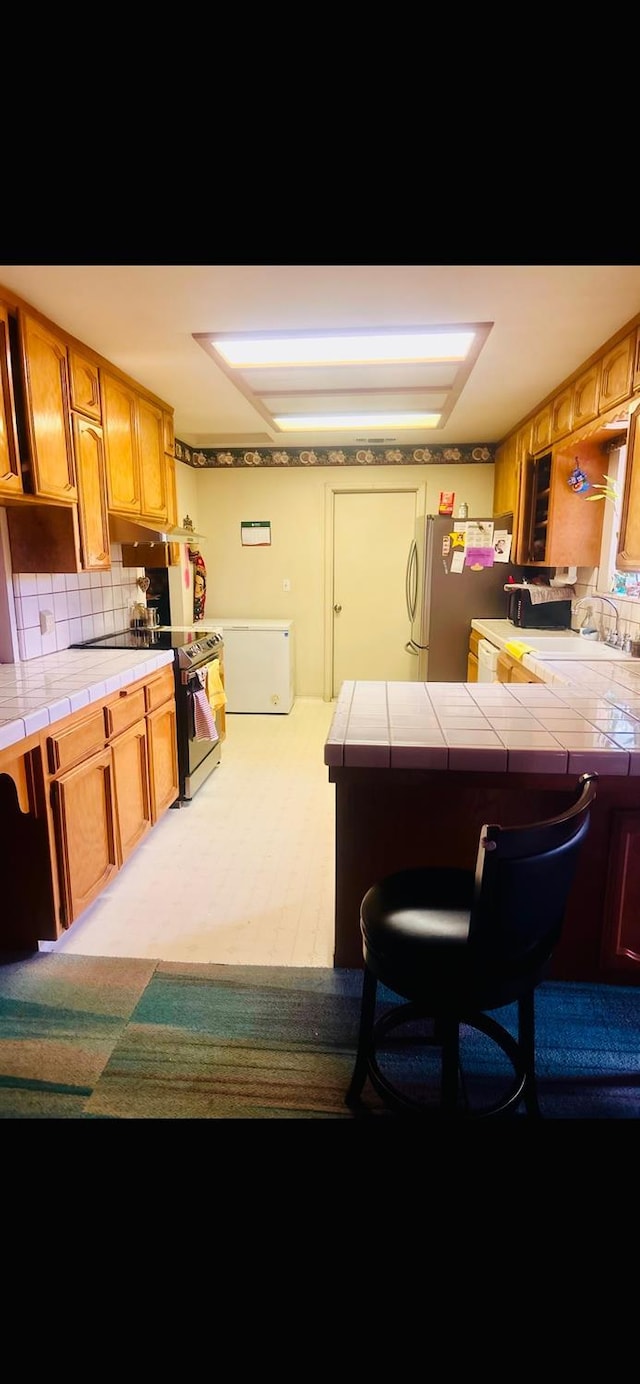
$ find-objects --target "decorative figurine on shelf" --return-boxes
[568,463,590,493]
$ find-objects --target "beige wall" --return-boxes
[183,462,496,698]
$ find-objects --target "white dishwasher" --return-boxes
[207,618,295,713]
[477,638,501,683]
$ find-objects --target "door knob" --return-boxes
[333,604,342,613]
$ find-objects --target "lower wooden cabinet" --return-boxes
[52,747,119,924]
[147,698,179,821]
[111,718,152,864]
[600,809,640,975]
[497,651,543,683]
[40,664,178,935]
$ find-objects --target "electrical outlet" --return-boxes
[283,579,291,592]
[39,610,54,635]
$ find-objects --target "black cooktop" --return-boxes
[71,627,218,653]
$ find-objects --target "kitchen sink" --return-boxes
[522,636,633,660]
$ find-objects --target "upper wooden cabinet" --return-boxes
[572,361,600,429]
[0,302,22,497]
[515,439,605,567]
[163,411,175,457]
[71,415,110,571]
[137,396,167,522]
[101,370,169,525]
[531,404,552,454]
[599,333,634,412]
[617,405,640,570]
[101,371,140,514]
[69,349,101,420]
[16,310,77,503]
[550,385,574,443]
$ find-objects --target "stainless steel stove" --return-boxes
[71,627,225,801]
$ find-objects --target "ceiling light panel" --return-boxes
[193,322,492,440]
[211,329,476,368]
[262,391,449,415]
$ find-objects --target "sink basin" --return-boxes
[523,637,631,660]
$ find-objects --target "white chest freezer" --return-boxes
[206,618,295,713]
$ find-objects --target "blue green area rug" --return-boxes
[0,954,638,1118]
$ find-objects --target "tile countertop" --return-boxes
[0,647,175,752]
[325,672,640,776]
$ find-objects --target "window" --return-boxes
[596,440,640,600]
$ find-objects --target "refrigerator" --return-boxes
[405,513,519,681]
[206,618,295,713]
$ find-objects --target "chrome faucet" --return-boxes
[573,594,620,643]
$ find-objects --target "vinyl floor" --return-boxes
[41,698,337,966]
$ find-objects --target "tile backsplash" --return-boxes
[573,567,640,646]
[11,544,144,660]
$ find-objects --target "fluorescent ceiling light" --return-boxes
[273,412,441,431]
[212,331,475,369]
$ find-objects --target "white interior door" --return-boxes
[332,489,418,697]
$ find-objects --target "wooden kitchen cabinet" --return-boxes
[531,404,552,454]
[617,404,640,570]
[71,414,111,571]
[101,370,141,515]
[137,395,167,522]
[550,384,574,443]
[467,627,480,681]
[102,370,169,525]
[51,746,119,924]
[515,440,605,567]
[600,808,640,975]
[69,349,101,420]
[572,361,601,429]
[147,698,179,821]
[0,302,23,497]
[599,333,634,412]
[496,651,543,683]
[111,718,152,863]
[16,310,77,502]
[39,664,178,937]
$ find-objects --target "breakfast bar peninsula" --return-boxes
[324,672,640,983]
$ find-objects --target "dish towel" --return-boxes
[192,670,219,741]
[206,660,227,713]
[504,639,535,661]
[504,583,576,605]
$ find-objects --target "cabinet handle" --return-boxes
[1,470,14,481]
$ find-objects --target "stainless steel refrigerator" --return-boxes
[405,513,519,681]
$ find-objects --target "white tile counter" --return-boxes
[0,647,175,751]
[325,673,640,776]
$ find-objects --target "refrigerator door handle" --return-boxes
[406,539,418,622]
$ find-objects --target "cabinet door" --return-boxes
[137,396,167,522]
[600,809,640,975]
[18,310,77,501]
[111,718,152,864]
[52,747,118,924]
[147,698,179,821]
[467,652,478,681]
[617,405,640,569]
[0,303,22,496]
[531,404,552,454]
[102,371,140,513]
[550,385,574,443]
[71,414,110,571]
[69,349,101,420]
[572,362,601,428]
[493,435,518,516]
[600,334,634,411]
[163,411,175,456]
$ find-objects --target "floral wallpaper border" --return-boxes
[175,441,496,469]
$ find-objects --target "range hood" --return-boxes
[108,514,206,546]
